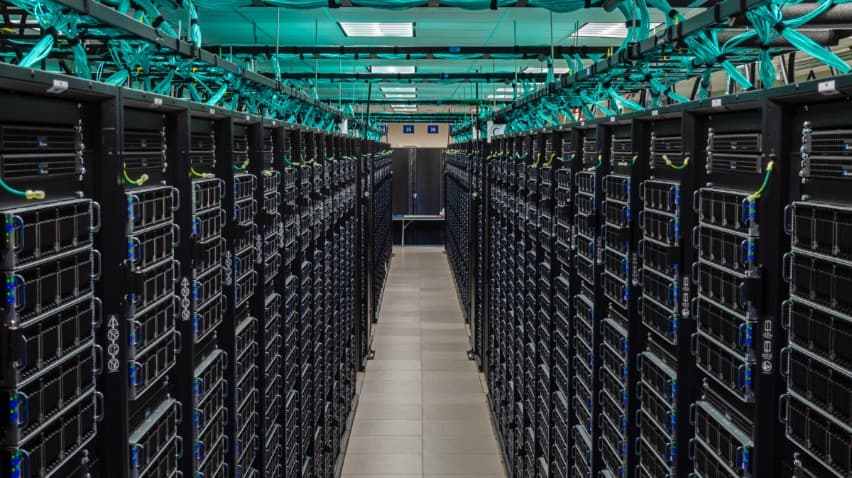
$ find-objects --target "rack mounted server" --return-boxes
[0,62,391,478]
[446,73,852,478]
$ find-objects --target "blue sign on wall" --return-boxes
[403,124,415,134]
[427,125,439,134]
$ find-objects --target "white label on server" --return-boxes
[818,80,837,95]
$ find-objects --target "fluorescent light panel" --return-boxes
[573,22,662,38]
[384,93,417,99]
[371,65,416,74]
[391,104,417,108]
[381,87,417,93]
[495,88,516,93]
[522,67,570,74]
[339,22,414,38]
[487,94,515,100]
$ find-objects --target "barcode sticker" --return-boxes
[711,98,722,108]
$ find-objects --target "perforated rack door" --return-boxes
[781,97,852,478]
[687,104,788,478]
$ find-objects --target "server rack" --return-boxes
[279,126,301,478]
[0,63,387,478]
[445,148,471,325]
[688,103,786,478]
[634,110,699,478]
[0,69,106,478]
[781,90,852,478]
[371,148,393,325]
[111,92,184,478]
[598,119,645,478]
[450,76,852,478]
[551,128,577,478]
[445,140,493,367]
[355,139,371,370]
[532,129,557,477]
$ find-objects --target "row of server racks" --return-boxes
[0,63,392,478]
[445,74,852,478]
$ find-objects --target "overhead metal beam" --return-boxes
[270,72,550,82]
[255,0,701,8]
[319,98,511,105]
[731,3,852,26]
[205,44,614,59]
[365,113,469,123]
[716,28,851,47]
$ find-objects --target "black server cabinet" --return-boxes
[634,110,699,478]
[105,92,186,478]
[0,61,382,478]
[571,124,610,478]
[455,74,852,478]
[688,102,786,478]
[0,67,109,478]
[391,149,410,217]
[445,148,471,325]
[598,119,646,478]
[371,148,393,324]
[780,89,852,478]
[551,128,578,478]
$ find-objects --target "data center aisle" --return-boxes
[342,247,507,477]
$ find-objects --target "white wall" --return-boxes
[385,123,451,148]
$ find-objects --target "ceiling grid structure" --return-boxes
[198,4,684,112]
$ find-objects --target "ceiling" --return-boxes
[195,5,704,111]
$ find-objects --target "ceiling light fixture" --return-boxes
[381,87,417,93]
[573,22,662,38]
[370,65,416,74]
[384,93,417,99]
[522,67,570,74]
[339,22,414,38]
[487,94,515,100]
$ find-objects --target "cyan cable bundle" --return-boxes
[100,40,156,86]
[579,87,616,117]
[683,29,753,90]
[557,96,577,123]
[9,0,90,77]
[527,0,601,12]
[606,86,644,112]
[741,0,851,87]
[172,0,201,46]
[649,77,689,105]
[98,0,178,38]
[615,0,651,53]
